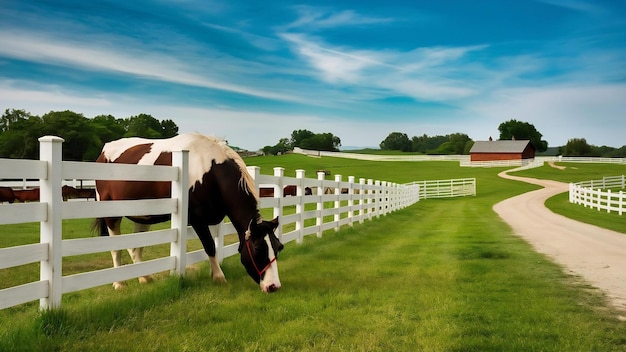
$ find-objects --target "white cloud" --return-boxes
[0,30,303,103]
[285,6,393,30]
[467,84,626,147]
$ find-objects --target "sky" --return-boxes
[0,0,625,150]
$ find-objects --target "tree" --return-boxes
[411,134,448,153]
[0,109,42,159]
[380,132,411,151]
[124,114,163,138]
[562,138,593,156]
[161,119,179,138]
[263,138,291,155]
[300,133,341,151]
[90,114,127,144]
[498,119,548,152]
[289,129,315,148]
[41,110,100,161]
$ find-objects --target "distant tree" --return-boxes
[41,110,100,161]
[562,138,594,156]
[380,132,411,151]
[449,133,472,154]
[411,134,448,153]
[263,138,291,155]
[160,119,179,138]
[90,114,126,144]
[290,129,316,148]
[0,109,42,159]
[498,119,548,152]
[124,113,163,138]
[463,140,475,154]
[301,133,341,151]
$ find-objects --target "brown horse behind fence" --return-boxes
[13,188,40,202]
[0,186,15,203]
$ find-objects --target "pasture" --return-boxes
[1,155,625,351]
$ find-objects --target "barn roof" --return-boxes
[469,140,533,153]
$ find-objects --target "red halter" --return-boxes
[246,239,277,277]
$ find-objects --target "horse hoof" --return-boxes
[139,276,153,284]
[212,275,227,284]
[113,282,127,290]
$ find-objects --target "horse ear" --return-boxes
[270,217,279,229]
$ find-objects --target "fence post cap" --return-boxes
[38,136,65,143]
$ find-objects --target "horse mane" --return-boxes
[195,134,259,202]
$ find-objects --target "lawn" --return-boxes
[0,155,625,351]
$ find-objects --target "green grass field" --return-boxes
[0,155,625,351]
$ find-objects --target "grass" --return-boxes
[1,155,625,351]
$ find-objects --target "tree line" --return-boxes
[379,119,626,157]
[262,129,341,155]
[0,109,178,161]
[2,109,624,159]
[379,119,548,154]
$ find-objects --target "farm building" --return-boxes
[469,139,535,162]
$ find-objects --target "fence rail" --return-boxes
[405,178,476,199]
[569,175,625,215]
[0,136,429,311]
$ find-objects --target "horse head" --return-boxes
[240,217,283,293]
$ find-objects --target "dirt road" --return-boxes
[493,170,626,317]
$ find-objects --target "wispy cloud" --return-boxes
[537,0,608,16]
[284,5,394,30]
[280,31,485,101]
[0,30,303,103]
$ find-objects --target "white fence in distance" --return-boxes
[569,175,626,215]
[0,136,428,311]
[405,178,476,199]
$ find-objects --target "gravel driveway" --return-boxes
[493,170,626,318]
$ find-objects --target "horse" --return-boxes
[259,187,274,198]
[13,188,40,202]
[94,133,283,293]
[0,186,15,203]
[62,185,78,201]
[75,188,96,200]
[282,185,312,197]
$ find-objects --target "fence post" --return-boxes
[358,178,365,224]
[316,171,325,238]
[374,180,381,218]
[170,150,189,276]
[380,181,389,215]
[39,136,64,310]
[348,176,355,226]
[367,179,374,220]
[620,191,624,216]
[296,169,305,243]
[273,167,284,240]
[334,174,342,232]
[569,183,574,203]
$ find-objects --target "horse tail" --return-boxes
[91,218,109,236]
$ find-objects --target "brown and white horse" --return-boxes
[94,133,283,293]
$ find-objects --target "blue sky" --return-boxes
[1,0,624,150]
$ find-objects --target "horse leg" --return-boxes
[192,223,226,283]
[106,218,127,290]
[129,222,152,284]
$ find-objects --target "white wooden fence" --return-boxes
[569,175,626,215]
[0,136,424,311]
[405,178,476,199]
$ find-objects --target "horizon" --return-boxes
[1,0,624,150]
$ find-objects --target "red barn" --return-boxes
[469,140,535,162]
